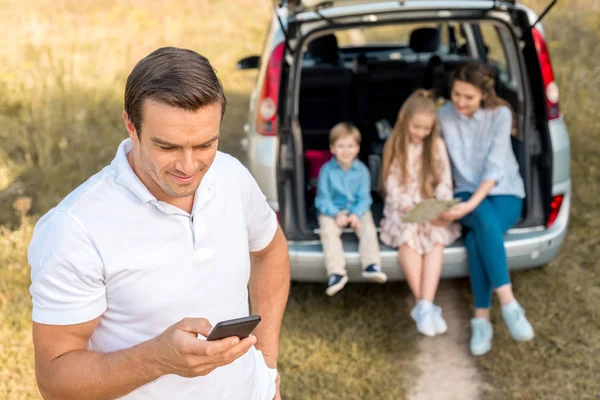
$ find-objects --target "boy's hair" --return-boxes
[329,122,361,146]
[380,89,441,199]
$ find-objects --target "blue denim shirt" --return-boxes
[315,158,372,217]
[437,102,525,198]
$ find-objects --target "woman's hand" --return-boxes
[429,217,450,227]
[439,202,474,221]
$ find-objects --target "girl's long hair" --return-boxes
[380,89,441,199]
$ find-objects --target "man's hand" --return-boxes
[274,374,281,400]
[348,214,361,231]
[439,202,474,221]
[152,318,256,378]
[335,213,349,228]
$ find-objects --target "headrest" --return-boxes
[307,34,340,65]
[409,28,440,53]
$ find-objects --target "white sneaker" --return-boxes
[432,306,448,335]
[411,304,437,337]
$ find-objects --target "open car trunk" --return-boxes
[277,1,553,241]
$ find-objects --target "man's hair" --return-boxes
[124,47,227,136]
[329,122,361,146]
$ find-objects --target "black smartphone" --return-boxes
[206,315,261,341]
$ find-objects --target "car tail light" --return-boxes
[257,42,285,136]
[547,194,564,228]
[532,28,560,120]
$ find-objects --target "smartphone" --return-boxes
[206,315,261,341]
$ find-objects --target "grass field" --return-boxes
[0,1,599,399]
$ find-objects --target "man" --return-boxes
[28,47,290,399]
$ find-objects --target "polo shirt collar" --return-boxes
[111,138,218,215]
[112,139,156,204]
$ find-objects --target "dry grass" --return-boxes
[0,1,417,399]
[475,9,600,400]
[1,1,599,399]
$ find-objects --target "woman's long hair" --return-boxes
[451,61,516,130]
[380,89,441,199]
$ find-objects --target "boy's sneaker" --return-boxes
[326,274,349,296]
[470,317,493,356]
[501,301,534,342]
[410,303,437,337]
[361,264,388,283]
[432,305,448,335]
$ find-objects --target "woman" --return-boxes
[437,61,534,356]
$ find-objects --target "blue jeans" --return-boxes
[455,192,523,309]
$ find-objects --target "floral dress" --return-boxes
[380,139,461,254]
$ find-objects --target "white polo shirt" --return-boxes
[28,138,279,399]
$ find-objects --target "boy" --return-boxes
[315,122,387,296]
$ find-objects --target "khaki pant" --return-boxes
[318,211,381,276]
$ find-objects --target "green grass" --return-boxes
[1,1,599,399]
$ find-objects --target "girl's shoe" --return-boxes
[411,304,437,337]
[501,301,534,342]
[432,306,448,335]
[470,317,493,356]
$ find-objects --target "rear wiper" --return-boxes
[530,0,558,30]
[313,1,335,26]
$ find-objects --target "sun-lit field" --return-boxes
[0,1,598,399]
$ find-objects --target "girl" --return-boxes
[438,61,533,356]
[380,89,461,337]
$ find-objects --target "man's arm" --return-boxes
[33,317,256,400]
[249,226,290,369]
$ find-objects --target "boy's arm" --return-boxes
[349,165,373,217]
[315,166,341,217]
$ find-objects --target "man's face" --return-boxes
[123,99,221,201]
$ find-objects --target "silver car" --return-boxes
[238,0,570,281]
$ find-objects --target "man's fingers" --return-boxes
[214,335,256,364]
[197,334,255,358]
[195,335,256,369]
[274,374,281,400]
[178,317,213,337]
[191,335,239,357]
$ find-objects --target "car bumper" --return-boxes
[289,186,570,282]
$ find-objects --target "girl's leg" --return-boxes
[398,245,424,301]
[401,245,437,337]
[421,244,444,303]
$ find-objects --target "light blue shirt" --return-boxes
[315,158,372,217]
[437,102,525,198]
